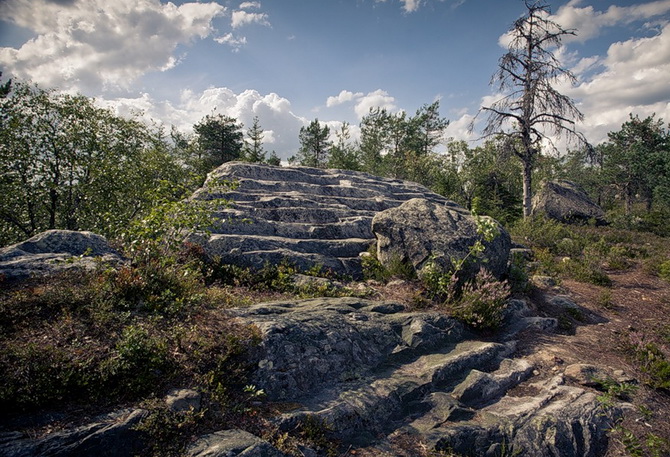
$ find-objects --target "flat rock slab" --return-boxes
[0,230,122,282]
[227,297,620,456]
[191,162,451,278]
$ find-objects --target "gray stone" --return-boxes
[0,408,147,457]
[229,297,467,401]
[190,162,452,278]
[165,388,202,413]
[226,297,618,456]
[371,198,511,280]
[451,358,535,406]
[186,429,288,457]
[531,180,607,225]
[564,363,612,387]
[549,295,580,310]
[531,275,558,288]
[0,230,122,282]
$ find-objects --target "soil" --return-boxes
[519,263,670,457]
[357,261,670,456]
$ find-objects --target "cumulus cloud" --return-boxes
[214,33,248,52]
[550,0,670,43]
[100,87,306,159]
[565,22,670,144]
[354,89,398,119]
[0,0,224,93]
[324,89,398,120]
[326,90,364,107]
[231,1,270,29]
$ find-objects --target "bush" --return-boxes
[510,216,576,253]
[450,268,511,332]
[658,260,670,282]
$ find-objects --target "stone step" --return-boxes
[210,212,373,239]
[275,340,509,443]
[415,374,615,457]
[207,234,371,259]
[205,191,426,212]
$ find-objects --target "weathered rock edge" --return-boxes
[531,180,607,225]
[0,230,122,282]
[225,297,620,456]
[0,297,622,457]
[191,162,453,278]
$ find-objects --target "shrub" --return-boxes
[101,324,172,397]
[450,268,511,332]
[658,260,670,283]
[510,216,576,253]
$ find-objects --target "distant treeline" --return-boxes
[1,77,669,246]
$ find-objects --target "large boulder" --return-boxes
[371,198,511,279]
[190,162,451,278]
[0,230,122,282]
[531,180,606,225]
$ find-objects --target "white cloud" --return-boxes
[401,0,422,13]
[551,0,670,43]
[354,89,398,119]
[100,87,306,159]
[326,90,364,107]
[565,22,670,144]
[231,10,270,29]
[0,0,224,93]
[214,33,247,51]
[239,1,262,9]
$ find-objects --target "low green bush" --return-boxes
[450,268,511,332]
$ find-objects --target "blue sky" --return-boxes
[1,0,669,159]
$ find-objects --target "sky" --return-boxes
[1,0,669,160]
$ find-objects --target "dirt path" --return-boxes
[525,264,670,456]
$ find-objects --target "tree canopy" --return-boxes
[0,81,192,246]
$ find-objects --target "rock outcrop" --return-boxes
[0,230,122,282]
[190,162,453,278]
[1,297,621,457]
[224,297,619,456]
[372,198,511,279]
[0,409,147,457]
[531,180,607,225]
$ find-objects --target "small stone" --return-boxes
[165,388,201,413]
[564,364,610,387]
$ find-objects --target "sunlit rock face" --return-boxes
[191,162,451,278]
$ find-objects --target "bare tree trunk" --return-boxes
[522,159,533,218]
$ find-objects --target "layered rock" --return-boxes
[0,230,122,282]
[372,198,511,279]
[1,297,621,457]
[225,297,619,456]
[531,180,607,225]
[190,162,452,278]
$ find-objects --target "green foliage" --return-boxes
[510,216,577,253]
[291,118,331,168]
[103,324,172,396]
[558,257,612,286]
[327,122,360,170]
[656,259,670,282]
[241,115,266,163]
[626,333,670,391]
[0,81,195,246]
[356,102,449,180]
[135,403,204,457]
[192,113,243,172]
[450,268,511,332]
[610,424,670,457]
[361,245,392,282]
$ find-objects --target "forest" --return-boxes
[1,74,669,247]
